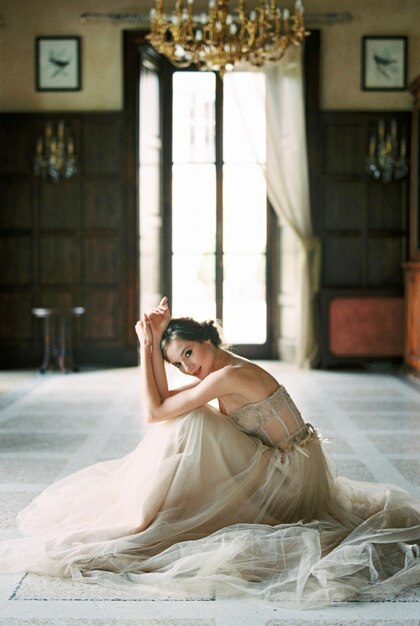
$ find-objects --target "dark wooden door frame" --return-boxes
[123,32,172,357]
[123,31,148,356]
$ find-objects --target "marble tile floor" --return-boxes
[0,364,419,626]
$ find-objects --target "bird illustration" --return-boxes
[373,52,398,79]
[48,53,71,77]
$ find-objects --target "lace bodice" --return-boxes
[229,385,307,448]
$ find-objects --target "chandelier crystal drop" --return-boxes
[34,121,77,183]
[147,0,309,74]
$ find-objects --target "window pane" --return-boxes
[139,60,162,314]
[172,254,216,321]
[223,163,266,253]
[223,254,267,344]
[139,68,160,162]
[172,164,216,254]
[173,72,216,163]
[223,73,266,164]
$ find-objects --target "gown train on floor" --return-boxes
[0,385,419,607]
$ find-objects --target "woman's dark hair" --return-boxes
[161,317,223,361]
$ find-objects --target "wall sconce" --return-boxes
[34,120,78,183]
[365,118,408,183]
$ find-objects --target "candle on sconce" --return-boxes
[378,119,385,142]
[67,137,74,155]
[366,118,408,182]
[36,137,43,155]
[34,120,78,181]
[391,119,397,141]
[369,134,376,158]
[57,121,65,140]
[400,136,407,159]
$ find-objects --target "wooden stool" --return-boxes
[32,307,85,373]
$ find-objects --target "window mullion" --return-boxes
[215,73,224,322]
[163,62,174,302]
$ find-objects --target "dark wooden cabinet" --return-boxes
[403,263,420,372]
[404,75,420,374]
[408,75,420,261]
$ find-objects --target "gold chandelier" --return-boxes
[147,0,309,74]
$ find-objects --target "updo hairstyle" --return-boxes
[160,317,223,361]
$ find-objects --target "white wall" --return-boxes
[0,0,419,111]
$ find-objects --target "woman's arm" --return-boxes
[147,298,200,399]
[137,315,165,420]
[146,297,171,400]
[136,316,235,423]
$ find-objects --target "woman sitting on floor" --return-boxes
[0,297,419,607]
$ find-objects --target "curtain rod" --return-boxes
[79,12,353,26]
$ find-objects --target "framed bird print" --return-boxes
[36,36,82,91]
[361,36,407,91]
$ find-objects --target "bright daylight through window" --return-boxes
[171,71,267,345]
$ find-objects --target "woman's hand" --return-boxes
[147,296,171,340]
[135,314,153,352]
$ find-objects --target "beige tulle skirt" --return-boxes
[0,405,419,607]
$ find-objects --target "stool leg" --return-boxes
[40,317,51,373]
[58,316,68,372]
[67,318,76,371]
[58,316,75,372]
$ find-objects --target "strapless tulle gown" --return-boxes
[0,385,419,607]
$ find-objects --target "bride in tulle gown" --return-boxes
[0,297,419,607]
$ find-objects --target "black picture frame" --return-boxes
[36,36,82,92]
[361,36,407,91]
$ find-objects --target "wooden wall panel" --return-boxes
[40,236,81,285]
[83,120,122,175]
[37,290,74,309]
[39,181,81,229]
[83,290,121,339]
[83,237,120,285]
[0,112,134,369]
[324,181,365,230]
[84,180,121,228]
[323,237,364,286]
[367,185,406,230]
[0,293,33,339]
[0,177,33,228]
[318,111,410,367]
[0,237,32,285]
[0,121,33,174]
[324,123,365,176]
[367,238,404,285]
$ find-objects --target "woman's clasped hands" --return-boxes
[135,297,171,351]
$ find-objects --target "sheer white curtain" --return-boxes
[229,47,319,366]
[264,46,319,367]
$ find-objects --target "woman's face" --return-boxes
[164,338,216,380]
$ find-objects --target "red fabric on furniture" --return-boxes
[329,297,404,356]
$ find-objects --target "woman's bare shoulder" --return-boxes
[219,356,278,401]
[229,353,275,378]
